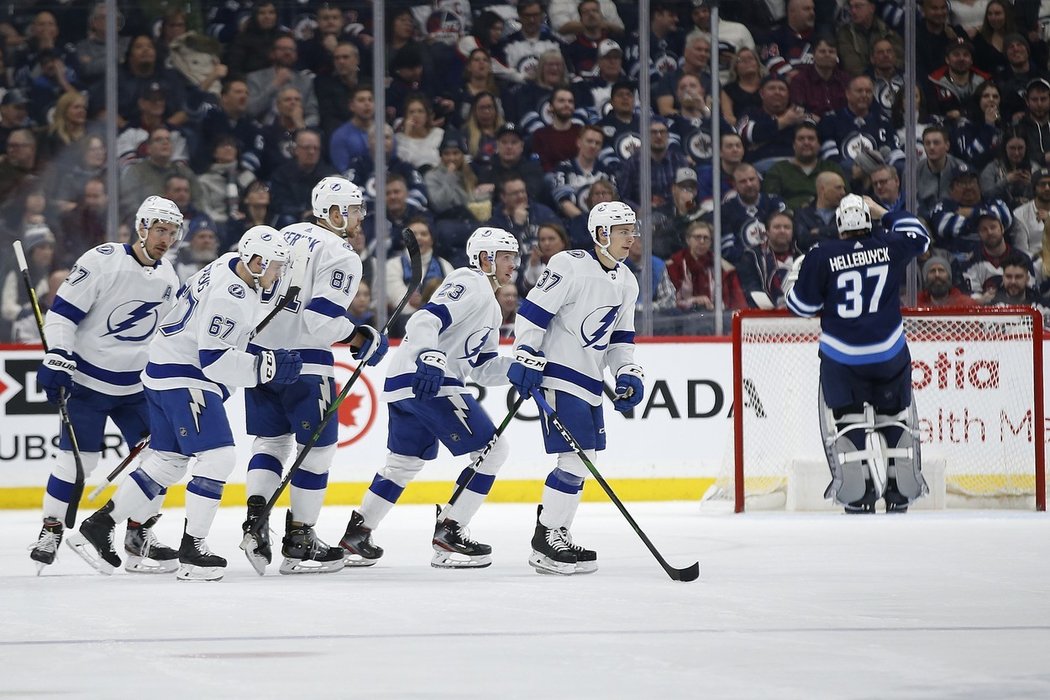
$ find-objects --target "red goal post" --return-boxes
[723,307,1046,512]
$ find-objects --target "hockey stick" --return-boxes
[14,241,87,528]
[530,389,700,582]
[87,436,149,501]
[437,393,526,520]
[251,229,423,531]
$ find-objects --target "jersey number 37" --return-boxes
[836,264,887,318]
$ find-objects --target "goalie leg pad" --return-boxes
[879,403,927,504]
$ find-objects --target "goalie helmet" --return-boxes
[835,194,872,235]
[238,225,288,287]
[136,195,184,238]
[466,227,520,271]
[312,176,363,232]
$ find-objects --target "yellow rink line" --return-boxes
[0,478,717,510]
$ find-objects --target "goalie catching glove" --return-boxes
[613,364,645,413]
[412,349,446,399]
[37,351,76,404]
[256,349,303,385]
[508,346,546,396]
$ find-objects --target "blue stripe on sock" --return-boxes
[130,469,165,499]
[368,475,404,504]
[465,472,495,495]
[545,468,584,494]
[46,475,74,502]
[290,469,328,490]
[186,476,225,500]
[248,453,284,476]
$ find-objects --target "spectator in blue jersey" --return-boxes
[546,125,615,220]
[623,1,683,85]
[720,163,788,262]
[818,75,904,186]
[668,73,734,167]
[475,122,547,204]
[697,132,747,210]
[269,128,336,227]
[596,80,641,167]
[494,0,564,84]
[193,79,265,178]
[567,177,618,248]
[738,210,802,309]
[928,173,1013,254]
[485,174,560,256]
[739,74,813,174]
[761,0,817,80]
[617,117,691,209]
[328,84,375,173]
[345,123,427,212]
[574,39,628,118]
[655,33,712,117]
[511,50,576,132]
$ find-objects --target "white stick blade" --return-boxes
[13,240,27,273]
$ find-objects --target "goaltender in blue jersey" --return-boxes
[785,194,930,514]
[338,227,521,569]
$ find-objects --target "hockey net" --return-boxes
[708,308,1047,511]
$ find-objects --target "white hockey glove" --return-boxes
[782,254,805,299]
[613,364,645,413]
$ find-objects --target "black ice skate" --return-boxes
[124,515,179,574]
[844,479,878,514]
[339,510,383,567]
[29,518,63,574]
[528,508,577,575]
[432,518,492,569]
[559,527,598,574]
[239,495,272,576]
[883,477,910,514]
[280,511,345,574]
[65,501,120,575]
[177,524,227,582]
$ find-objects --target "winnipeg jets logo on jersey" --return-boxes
[461,327,495,367]
[580,305,619,350]
[843,131,878,160]
[104,300,162,341]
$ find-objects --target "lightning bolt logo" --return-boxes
[448,394,472,434]
[319,378,332,422]
[105,301,161,341]
[461,327,494,367]
[580,306,619,350]
[188,388,206,433]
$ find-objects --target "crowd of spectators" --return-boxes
[3,0,1050,343]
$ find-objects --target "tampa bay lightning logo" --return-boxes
[580,305,618,350]
[97,244,114,255]
[229,284,246,299]
[460,327,494,366]
[104,301,161,341]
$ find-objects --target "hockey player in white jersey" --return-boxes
[509,201,646,575]
[339,227,520,569]
[240,176,389,575]
[66,227,303,581]
[29,196,183,574]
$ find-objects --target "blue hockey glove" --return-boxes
[613,363,644,413]
[352,324,389,367]
[412,349,447,399]
[508,346,546,396]
[37,351,76,404]
[257,349,302,385]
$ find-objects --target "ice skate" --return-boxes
[528,510,577,576]
[339,510,383,567]
[177,527,226,582]
[280,512,344,574]
[65,501,120,575]
[844,479,878,514]
[883,478,910,513]
[28,518,63,574]
[124,515,178,574]
[559,527,597,574]
[239,495,272,576]
[431,518,491,569]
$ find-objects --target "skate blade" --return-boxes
[431,551,492,569]
[176,564,224,581]
[278,557,345,575]
[64,534,115,575]
[528,552,576,576]
[339,545,380,567]
[239,533,269,576]
[34,561,47,576]
[574,561,598,574]
[125,554,179,574]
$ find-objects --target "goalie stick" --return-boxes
[251,228,423,532]
[84,238,312,501]
[14,240,87,528]
[531,389,700,582]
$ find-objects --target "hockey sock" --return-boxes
[42,451,101,520]
[107,468,160,523]
[444,469,496,525]
[289,469,328,525]
[539,467,585,529]
[357,475,402,529]
[246,453,283,499]
[185,477,225,538]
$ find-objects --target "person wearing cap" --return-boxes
[761,0,817,80]
[625,2,684,85]
[562,1,616,76]
[929,170,1014,253]
[652,166,706,260]
[573,39,628,116]
[1008,167,1050,255]
[0,89,34,154]
[116,82,192,168]
[549,0,624,39]
[245,34,320,127]
[616,115,691,208]
[0,224,55,328]
[836,0,904,77]
[916,0,967,77]
[928,36,990,120]
[655,33,712,118]
[687,0,755,85]
[1015,77,1050,167]
[917,125,975,218]
[962,206,1023,301]
[916,255,976,307]
[596,80,640,157]
[425,128,488,220]
[764,121,848,211]
[114,34,188,127]
[476,121,547,202]
[997,34,1048,122]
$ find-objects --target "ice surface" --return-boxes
[3,502,1049,699]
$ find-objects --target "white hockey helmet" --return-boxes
[238,225,288,287]
[136,195,184,238]
[588,201,637,262]
[467,227,520,271]
[835,193,872,235]
[311,176,363,233]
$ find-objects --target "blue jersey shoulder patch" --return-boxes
[228,284,246,299]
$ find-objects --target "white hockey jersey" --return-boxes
[383,267,511,402]
[44,243,178,396]
[514,249,638,406]
[143,253,266,399]
[250,222,362,377]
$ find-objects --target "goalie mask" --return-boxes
[135,195,184,262]
[312,176,363,235]
[466,227,520,282]
[588,201,638,264]
[238,225,288,290]
[835,194,872,235]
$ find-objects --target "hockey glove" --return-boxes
[412,349,447,399]
[508,346,546,396]
[37,351,76,404]
[257,349,303,385]
[613,363,645,413]
[352,324,389,367]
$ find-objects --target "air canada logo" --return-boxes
[333,361,378,447]
[105,301,161,341]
